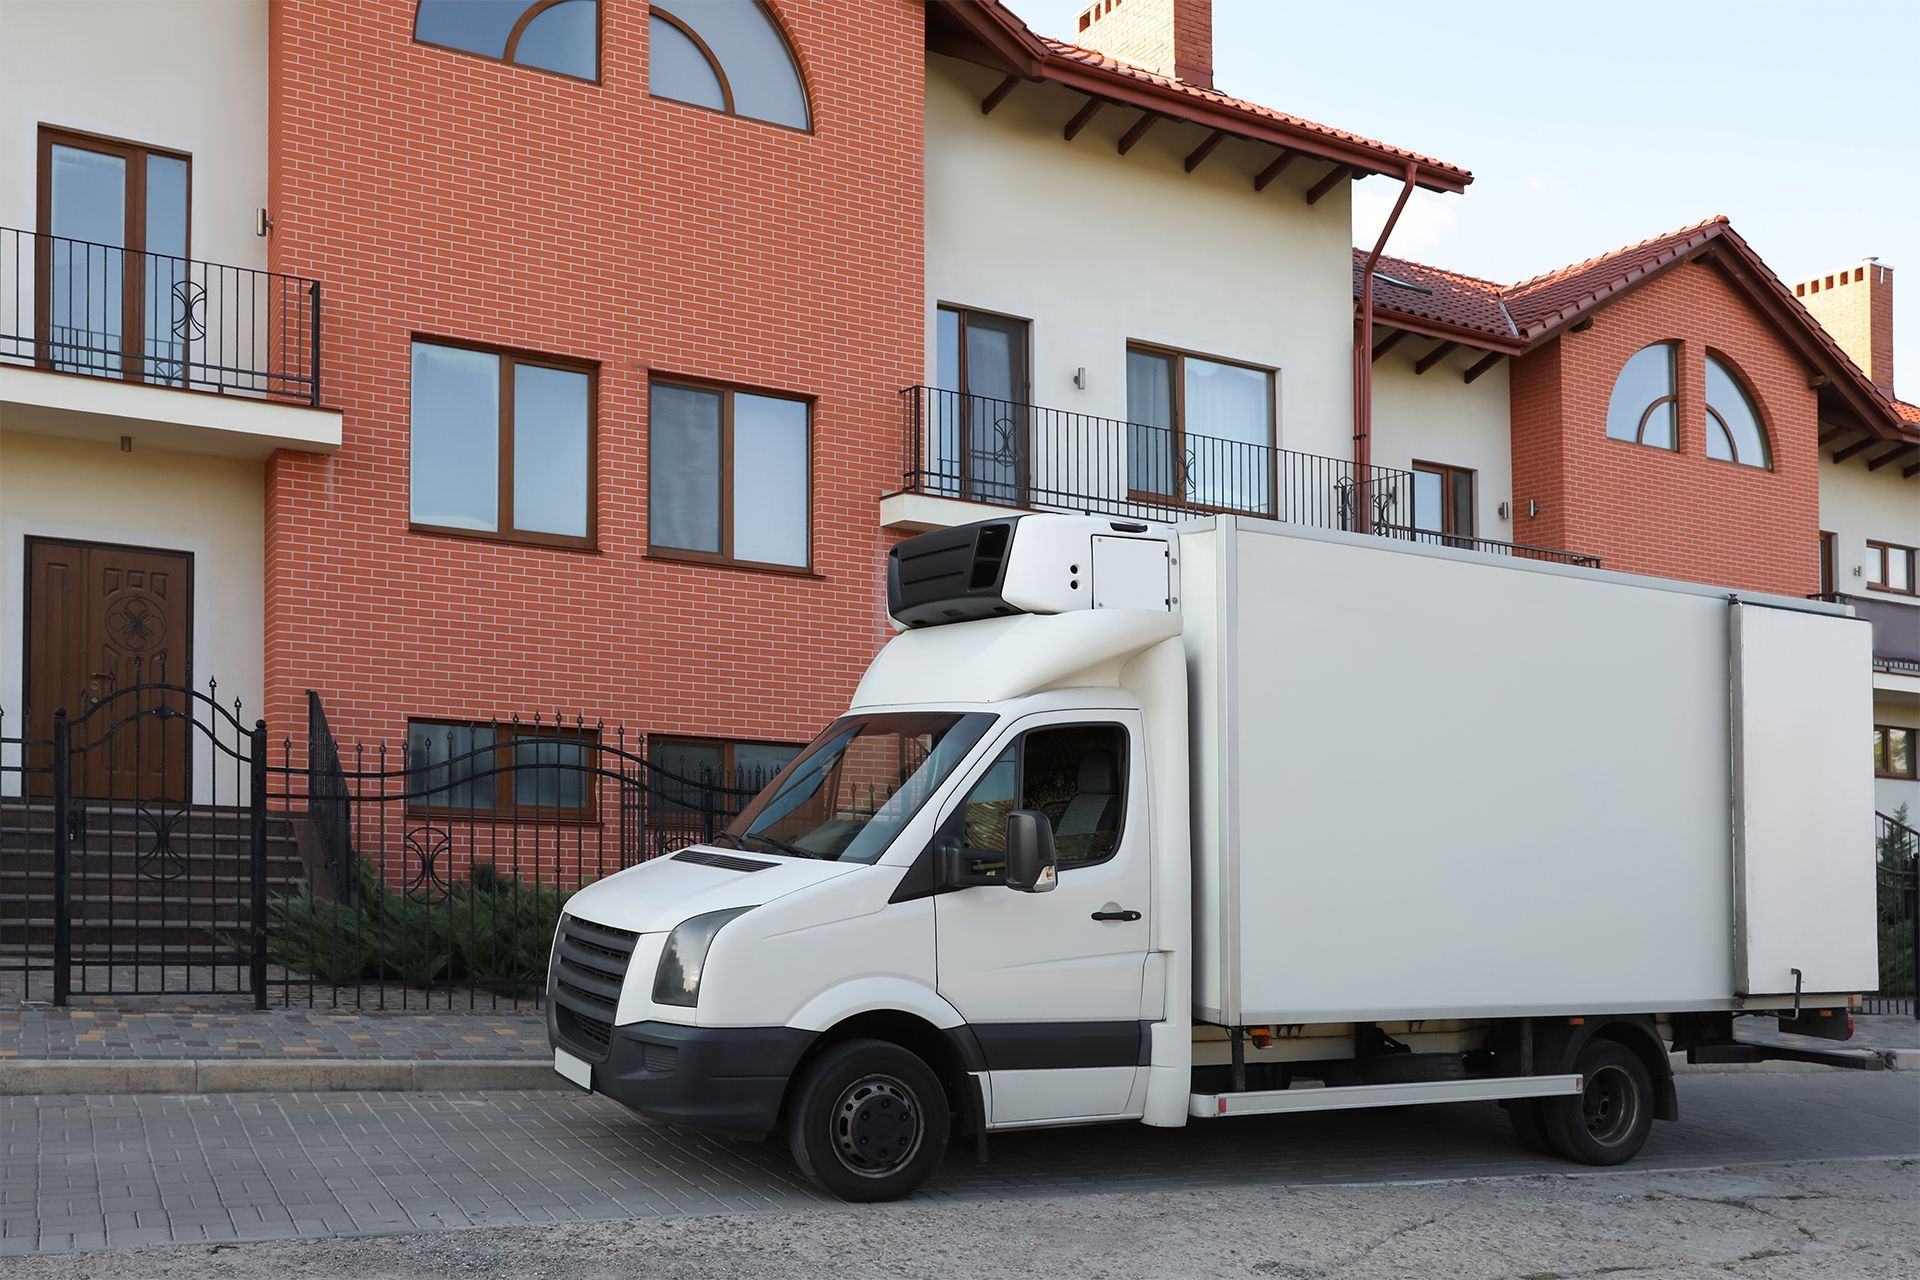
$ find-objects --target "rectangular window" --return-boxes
[1411,461,1476,545]
[947,723,1129,871]
[1866,541,1916,595]
[935,305,1031,504]
[1125,344,1274,515]
[409,339,595,547]
[406,719,599,818]
[649,379,811,570]
[651,737,803,814]
[1876,725,1916,779]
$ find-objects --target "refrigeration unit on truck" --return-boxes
[547,513,1878,1201]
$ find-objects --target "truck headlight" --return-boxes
[653,907,752,1007]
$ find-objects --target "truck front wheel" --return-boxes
[1541,1039,1654,1165]
[786,1038,949,1202]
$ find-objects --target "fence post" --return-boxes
[249,719,269,1010]
[50,709,70,1007]
[308,281,322,406]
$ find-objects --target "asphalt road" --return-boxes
[3,1069,1916,1276]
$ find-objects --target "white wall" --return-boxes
[0,432,266,798]
[0,0,268,272]
[924,55,1357,469]
[1370,349,1514,539]
[1821,456,1920,593]
[1874,692,1920,819]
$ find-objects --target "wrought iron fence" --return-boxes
[1867,809,1918,1018]
[1,226,321,404]
[1374,525,1604,568]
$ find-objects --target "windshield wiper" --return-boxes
[735,830,823,860]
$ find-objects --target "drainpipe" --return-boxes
[1353,162,1418,533]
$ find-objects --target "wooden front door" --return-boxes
[26,539,192,801]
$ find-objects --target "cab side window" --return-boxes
[951,724,1127,870]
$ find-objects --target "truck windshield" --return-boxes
[723,711,993,864]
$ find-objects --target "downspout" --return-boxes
[1353,162,1418,533]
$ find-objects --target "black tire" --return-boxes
[1540,1039,1655,1165]
[1506,1098,1554,1154]
[786,1038,949,1202]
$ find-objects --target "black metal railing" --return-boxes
[1869,809,1918,1019]
[1,227,320,404]
[306,692,354,904]
[900,386,1600,566]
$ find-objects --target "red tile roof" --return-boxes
[1499,217,1729,338]
[1897,399,1920,425]
[1352,251,1515,344]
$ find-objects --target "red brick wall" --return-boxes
[263,1,923,772]
[1793,262,1894,395]
[1509,259,1821,596]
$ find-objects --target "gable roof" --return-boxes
[1355,218,1914,440]
[927,0,1472,194]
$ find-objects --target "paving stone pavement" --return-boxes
[0,1069,1913,1256]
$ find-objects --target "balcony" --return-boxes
[1821,592,1920,684]
[0,227,339,458]
[887,386,1601,567]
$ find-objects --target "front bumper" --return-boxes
[549,1013,816,1138]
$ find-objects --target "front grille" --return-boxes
[551,914,639,1063]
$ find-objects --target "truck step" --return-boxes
[1189,1073,1584,1119]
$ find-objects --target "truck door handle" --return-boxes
[1091,909,1141,922]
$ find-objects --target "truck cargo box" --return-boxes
[1177,516,1877,1026]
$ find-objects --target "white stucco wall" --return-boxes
[1821,456,1920,593]
[924,55,1357,472]
[0,432,266,797]
[1370,349,1515,540]
[0,0,268,273]
[1873,688,1919,819]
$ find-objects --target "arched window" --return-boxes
[1604,342,1678,450]
[415,0,599,82]
[649,0,810,130]
[1704,353,1770,468]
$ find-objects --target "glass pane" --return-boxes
[935,307,960,391]
[654,0,809,128]
[48,144,127,375]
[408,722,496,809]
[512,0,597,78]
[957,748,1017,853]
[732,393,809,566]
[733,742,800,790]
[963,320,1022,501]
[410,342,500,530]
[1892,550,1913,593]
[143,154,190,386]
[512,363,590,537]
[1705,356,1768,467]
[415,0,523,58]
[511,735,589,810]
[649,383,723,553]
[930,308,963,496]
[1023,725,1126,868]
[1411,468,1443,538]
[1449,468,1474,537]
[1184,357,1271,512]
[1890,728,1913,776]
[654,740,725,812]
[1705,409,1735,462]
[1605,343,1675,446]
[1867,545,1886,586]
[648,13,727,111]
[1874,729,1887,773]
[1127,349,1175,496]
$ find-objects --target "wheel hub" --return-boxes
[832,1074,923,1177]
[1582,1063,1639,1146]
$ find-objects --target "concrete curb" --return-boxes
[0,1058,571,1095]
[1671,1048,1916,1075]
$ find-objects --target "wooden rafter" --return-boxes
[1118,111,1158,154]
[1831,436,1879,463]
[1463,352,1504,384]
[1905,462,1920,480]
[1304,164,1352,205]
[1063,96,1105,141]
[1370,329,1410,361]
[1414,340,1459,375]
[1253,150,1297,192]
[1816,425,1853,445]
[980,74,1021,115]
[1183,129,1228,173]
[1866,442,1917,471]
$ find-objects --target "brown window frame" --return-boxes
[1411,460,1476,544]
[645,0,814,134]
[646,375,815,575]
[411,0,603,85]
[408,336,599,551]
[34,125,193,385]
[650,736,804,815]
[404,718,602,822]
[1874,724,1916,780]
[1865,540,1917,596]
[1818,531,1837,599]
[1124,341,1278,517]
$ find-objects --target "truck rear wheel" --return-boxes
[786,1038,948,1202]
[1541,1039,1654,1165]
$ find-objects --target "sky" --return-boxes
[1003,0,1920,398]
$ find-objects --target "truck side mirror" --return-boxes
[1004,810,1058,893]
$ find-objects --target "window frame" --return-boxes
[407,336,600,552]
[941,720,1131,875]
[1123,340,1279,517]
[1410,459,1476,545]
[1702,349,1772,470]
[1874,724,1916,780]
[1604,340,1680,453]
[649,735,805,815]
[412,0,603,85]
[646,374,815,575]
[1818,531,1837,599]
[404,717,602,822]
[645,0,814,134]
[1866,540,1917,596]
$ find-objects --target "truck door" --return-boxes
[932,711,1152,1125]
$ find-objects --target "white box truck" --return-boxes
[547,514,1879,1201]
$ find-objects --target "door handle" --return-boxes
[1091,909,1141,922]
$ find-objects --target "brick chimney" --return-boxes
[1791,260,1895,395]
[1075,0,1213,89]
